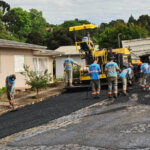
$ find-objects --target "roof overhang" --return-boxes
[0,45,63,57]
[33,49,64,57]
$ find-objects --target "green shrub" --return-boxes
[21,65,52,97]
[54,78,63,81]
[0,87,6,99]
[48,83,57,87]
[73,65,80,78]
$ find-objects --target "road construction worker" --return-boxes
[88,60,101,97]
[6,74,16,109]
[81,36,94,50]
[140,62,149,91]
[148,64,150,91]
[105,57,120,98]
[119,66,132,95]
[64,55,74,87]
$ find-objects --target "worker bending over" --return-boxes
[120,66,132,95]
[147,64,150,91]
[140,62,149,91]
[105,57,120,99]
[6,74,16,109]
[89,60,101,98]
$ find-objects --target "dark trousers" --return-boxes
[91,79,100,95]
[107,77,118,95]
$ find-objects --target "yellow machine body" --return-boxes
[68,24,141,86]
[69,24,98,32]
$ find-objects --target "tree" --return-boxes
[0,11,18,40]
[26,32,45,45]
[108,19,125,27]
[128,15,136,25]
[46,26,73,50]
[0,0,10,14]
[99,23,108,33]
[26,9,48,45]
[21,65,52,98]
[3,8,31,40]
[98,23,148,49]
[61,19,90,29]
[137,15,150,35]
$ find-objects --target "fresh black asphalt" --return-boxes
[0,85,149,139]
[0,88,108,139]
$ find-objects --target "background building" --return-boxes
[0,39,60,89]
[55,46,86,78]
[122,38,150,62]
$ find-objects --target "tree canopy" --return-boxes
[98,23,148,49]
[0,1,150,50]
[26,9,47,45]
[0,0,10,14]
[3,7,31,40]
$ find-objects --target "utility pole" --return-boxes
[118,33,122,48]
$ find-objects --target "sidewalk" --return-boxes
[0,82,65,115]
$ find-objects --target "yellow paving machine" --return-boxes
[68,24,141,87]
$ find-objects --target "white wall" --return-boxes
[55,55,86,78]
[0,47,54,89]
[122,38,150,56]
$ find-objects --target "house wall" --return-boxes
[55,55,86,78]
[0,48,53,89]
[122,38,150,56]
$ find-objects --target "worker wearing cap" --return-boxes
[105,57,120,98]
[6,74,16,109]
[120,66,132,95]
[64,55,74,87]
[140,62,149,91]
[82,36,94,50]
[88,60,101,97]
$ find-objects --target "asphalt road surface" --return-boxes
[0,85,150,149]
[0,88,108,139]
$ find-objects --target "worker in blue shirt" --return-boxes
[120,66,132,95]
[64,55,74,87]
[140,62,149,91]
[148,64,150,91]
[105,57,120,99]
[6,74,16,109]
[89,60,101,97]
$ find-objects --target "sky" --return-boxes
[5,0,150,25]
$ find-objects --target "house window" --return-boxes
[33,57,48,75]
[14,55,24,72]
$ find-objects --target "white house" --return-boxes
[55,46,86,78]
[0,39,61,89]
